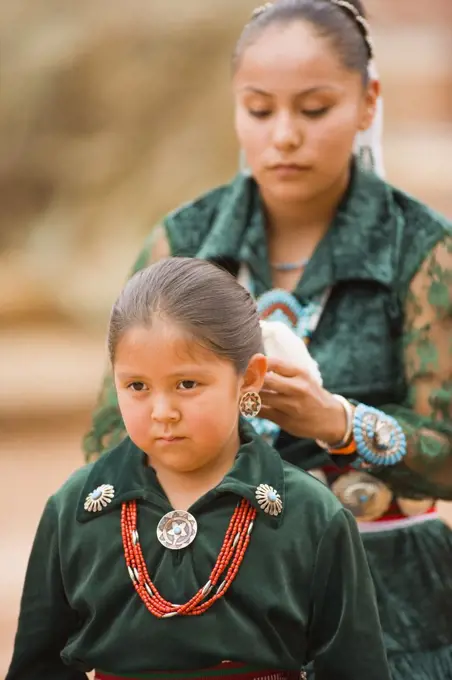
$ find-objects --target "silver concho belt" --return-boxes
[331,471,392,521]
[310,469,434,521]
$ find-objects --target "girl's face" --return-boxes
[113,318,266,477]
[233,20,378,204]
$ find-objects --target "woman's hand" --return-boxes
[258,357,348,444]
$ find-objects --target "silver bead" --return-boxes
[216,579,227,594]
[201,580,212,597]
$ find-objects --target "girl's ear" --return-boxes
[240,353,267,395]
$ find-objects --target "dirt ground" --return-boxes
[1,418,92,676]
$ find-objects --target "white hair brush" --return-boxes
[260,320,323,386]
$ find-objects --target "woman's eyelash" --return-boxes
[303,107,329,118]
[248,107,330,119]
[249,109,271,118]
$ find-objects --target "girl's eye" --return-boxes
[177,380,198,391]
[249,109,271,119]
[128,382,147,392]
[303,107,329,118]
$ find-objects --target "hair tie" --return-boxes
[330,0,374,58]
[251,2,273,20]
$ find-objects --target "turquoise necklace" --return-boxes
[270,257,309,272]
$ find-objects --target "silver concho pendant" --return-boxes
[156,510,198,550]
[331,471,392,522]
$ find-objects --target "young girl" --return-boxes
[7,258,391,680]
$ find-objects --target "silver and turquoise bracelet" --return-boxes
[353,403,407,466]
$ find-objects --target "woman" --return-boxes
[83,1,452,677]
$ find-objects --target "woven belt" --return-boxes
[95,662,304,680]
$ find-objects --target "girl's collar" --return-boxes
[76,419,285,528]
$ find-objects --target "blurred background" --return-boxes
[1,0,451,674]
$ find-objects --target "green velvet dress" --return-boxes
[7,423,391,680]
[82,166,452,679]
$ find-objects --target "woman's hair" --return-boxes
[233,0,372,84]
[108,257,264,372]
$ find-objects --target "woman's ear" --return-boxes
[240,353,267,395]
[359,78,380,131]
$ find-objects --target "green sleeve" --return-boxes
[307,509,390,680]
[6,498,86,680]
[370,234,452,498]
[82,223,169,462]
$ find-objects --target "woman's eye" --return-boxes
[177,380,198,391]
[128,382,147,392]
[303,107,329,118]
[249,109,271,119]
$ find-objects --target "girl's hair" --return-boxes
[108,257,264,372]
[233,0,372,84]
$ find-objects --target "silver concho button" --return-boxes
[331,471,392,522]
[156,510,198,550]
[84,483,115,512]
[255,483,283,516]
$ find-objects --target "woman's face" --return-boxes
[233,20,378,204]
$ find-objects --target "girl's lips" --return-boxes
[271,163,311,171]
[155,436,185,442]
